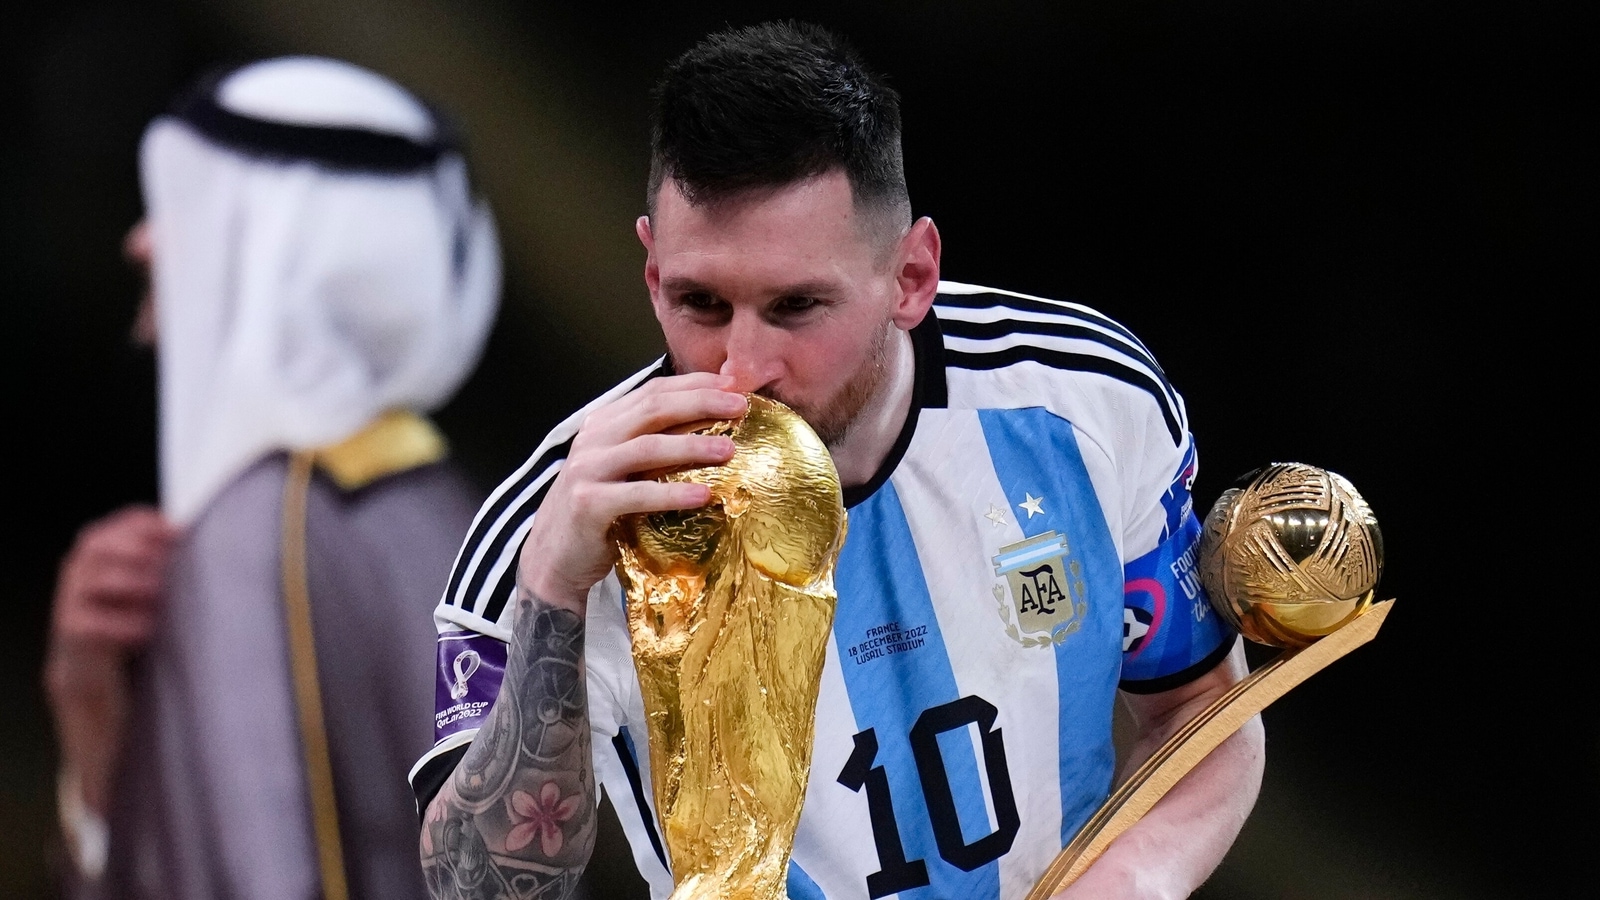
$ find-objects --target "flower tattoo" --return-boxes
[504,780,581,857]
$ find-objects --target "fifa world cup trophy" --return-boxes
[1027,462,1394,897]
[611,395,848,900]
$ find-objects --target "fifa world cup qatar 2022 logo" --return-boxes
[448,649,481,700]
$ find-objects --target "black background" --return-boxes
[2,2,1586,897]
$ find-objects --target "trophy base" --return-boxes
[1025,599,1395,899]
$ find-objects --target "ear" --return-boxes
[891,216,941,330]
[637,215,660,302]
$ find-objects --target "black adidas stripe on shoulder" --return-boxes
[442,359,671,616]
[479,557,525,628]
[935,294,1184,446]
[935,291,1173,394]
[938,316,1176,400]
[452,437,573,618]
[942,345,1183,445]
[935,290,1159,362]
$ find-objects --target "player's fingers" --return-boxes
[629,371,738,397]
[562,468,715,526]
[583,384,748,445]
[599,478,716,517]
[579,432,735,486]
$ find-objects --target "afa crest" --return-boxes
[992,531,1087,648]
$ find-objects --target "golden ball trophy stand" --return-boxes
[1026,462,1393,899]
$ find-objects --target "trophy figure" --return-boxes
[1027,461,1393,898]
[611,395,848,900]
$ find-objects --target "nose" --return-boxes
[717,311,783,393]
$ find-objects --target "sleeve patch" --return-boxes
[1120,510,1232,684]
[434,630,508,743]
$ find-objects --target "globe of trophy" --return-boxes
[1198,462,1385,649]
[611,394,848,900]
[1026,461,1393,899]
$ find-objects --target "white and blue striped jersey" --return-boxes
[410,281,1234,899]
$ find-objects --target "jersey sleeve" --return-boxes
[408,606,508,819]
[407,358,666,818]
[931,284,1236,693]
[1118,441,1235,691]
[950,287,1237,691]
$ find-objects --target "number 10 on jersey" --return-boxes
[838,694,1021,898]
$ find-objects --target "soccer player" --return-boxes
[45,57,500,900]
[414,20,1263,900]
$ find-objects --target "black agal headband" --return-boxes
[166,62,462,174]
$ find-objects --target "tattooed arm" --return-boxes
[419,374,746,899]
[420,586,596,899]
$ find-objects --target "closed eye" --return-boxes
[669,291,732,324]
[679,291,721,311]
[767,294,833,323]
[776,295,820,312]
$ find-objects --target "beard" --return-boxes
[762,320,892,449]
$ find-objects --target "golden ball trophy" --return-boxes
[1024,461,1393,898]
[611,395,848,900]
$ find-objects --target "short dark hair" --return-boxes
[646,20,912,237]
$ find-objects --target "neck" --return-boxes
[829,327,915,488]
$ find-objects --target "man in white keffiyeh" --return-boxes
[45,56,500,900]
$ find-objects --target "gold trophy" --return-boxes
[1026,461,1392,898]
[611,395,848,900]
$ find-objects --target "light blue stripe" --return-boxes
[978,408,1124,845]
[834,482,1001,900]
[936,727,999,845]
[786,861,826,900]
[994,539,1070,573]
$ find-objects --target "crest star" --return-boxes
[1019,493,1045,518]
[984,504,1007,527]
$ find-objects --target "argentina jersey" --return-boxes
[410,281,1235,900]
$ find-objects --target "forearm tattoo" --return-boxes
[420,590,596,899]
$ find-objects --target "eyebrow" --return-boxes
[659,276,842,299]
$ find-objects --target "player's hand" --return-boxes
[43,504,178,815]
[519,373,747,608]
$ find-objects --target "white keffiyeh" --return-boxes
[139,57,500,525]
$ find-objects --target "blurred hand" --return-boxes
[44,504,178,815]
[517,372,746,610]
[49,504,175,650]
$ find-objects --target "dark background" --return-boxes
[3,1,1586,897]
